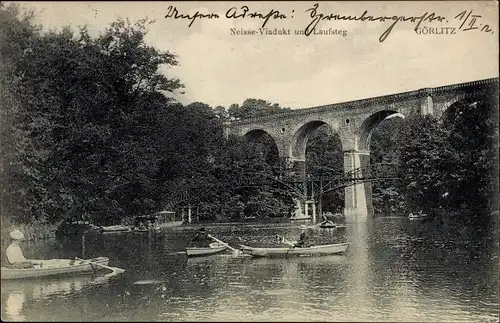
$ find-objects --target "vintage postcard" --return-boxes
[1,1,498,322]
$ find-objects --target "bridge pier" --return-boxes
[343,150,374,222]
[224,78,498,224]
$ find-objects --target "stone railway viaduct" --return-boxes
[223,77,499,222]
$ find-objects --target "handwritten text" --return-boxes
[305,3,446,42]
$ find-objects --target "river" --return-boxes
[1,217,499,322]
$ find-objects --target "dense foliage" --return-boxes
[370,117,406,215]
[305,126,344,214]
[1,4,497,228]
[1,4,187,225]
[371,98,498,224]
[398,99,498,224]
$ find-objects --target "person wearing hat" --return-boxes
[5,230,44,269]
[320,214,335,227]
[294,225,312,248]
[191,227,211,247]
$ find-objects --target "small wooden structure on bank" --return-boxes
[135,210,183,229]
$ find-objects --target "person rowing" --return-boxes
[5,230,61,268]
[294,225,313,248]
[320,214,335,227]
[190,227,211,247]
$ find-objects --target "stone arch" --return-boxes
[242,128,274,141]
[241,128,281,164]
[358,110,405,151]
[436,85,494,120]
[289,120,340,160]
[443,94,469,111]
[441,96,483,123]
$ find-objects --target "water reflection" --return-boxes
[341,221,373,321]
[5,291,25,322]
[1,271,120,322]
[1,218,498,322]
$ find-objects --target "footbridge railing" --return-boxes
[161,163,400,207]
[310,162,400,197]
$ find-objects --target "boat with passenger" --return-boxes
[289,213,312,221]
[408,210,428,220]
[1,257,110,280]
[318,212,346,228]
[185,242,228,257]
[100,224,133,233]
[239,242,350,257]
[55,217,101,238]
[318,221,337,229]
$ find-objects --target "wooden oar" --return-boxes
[207,234,241,256]
[75,257,125,274]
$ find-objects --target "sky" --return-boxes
[11,1,499,109]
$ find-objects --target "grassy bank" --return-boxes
[1,215,57,245]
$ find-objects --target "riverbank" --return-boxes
[1,215,57,244]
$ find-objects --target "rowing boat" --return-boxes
[408,212,428,220]
[319,223,348,229]
[133,227,159,233]
[289,214,311,221]
[100,225,133,233]
[319,221,336,228]
[1,257,109,280]
[239,243,350,257]
[185,242,228,257]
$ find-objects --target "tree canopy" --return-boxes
[1,3,497,228]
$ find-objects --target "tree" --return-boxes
[0,3,47,223]
[305,125,344,213]
[398,115,453,215]
[213,105,228,120]
[370,117,406,215]
[441,98,497,221]
[228,98,290,119]
[1,8,186,224]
